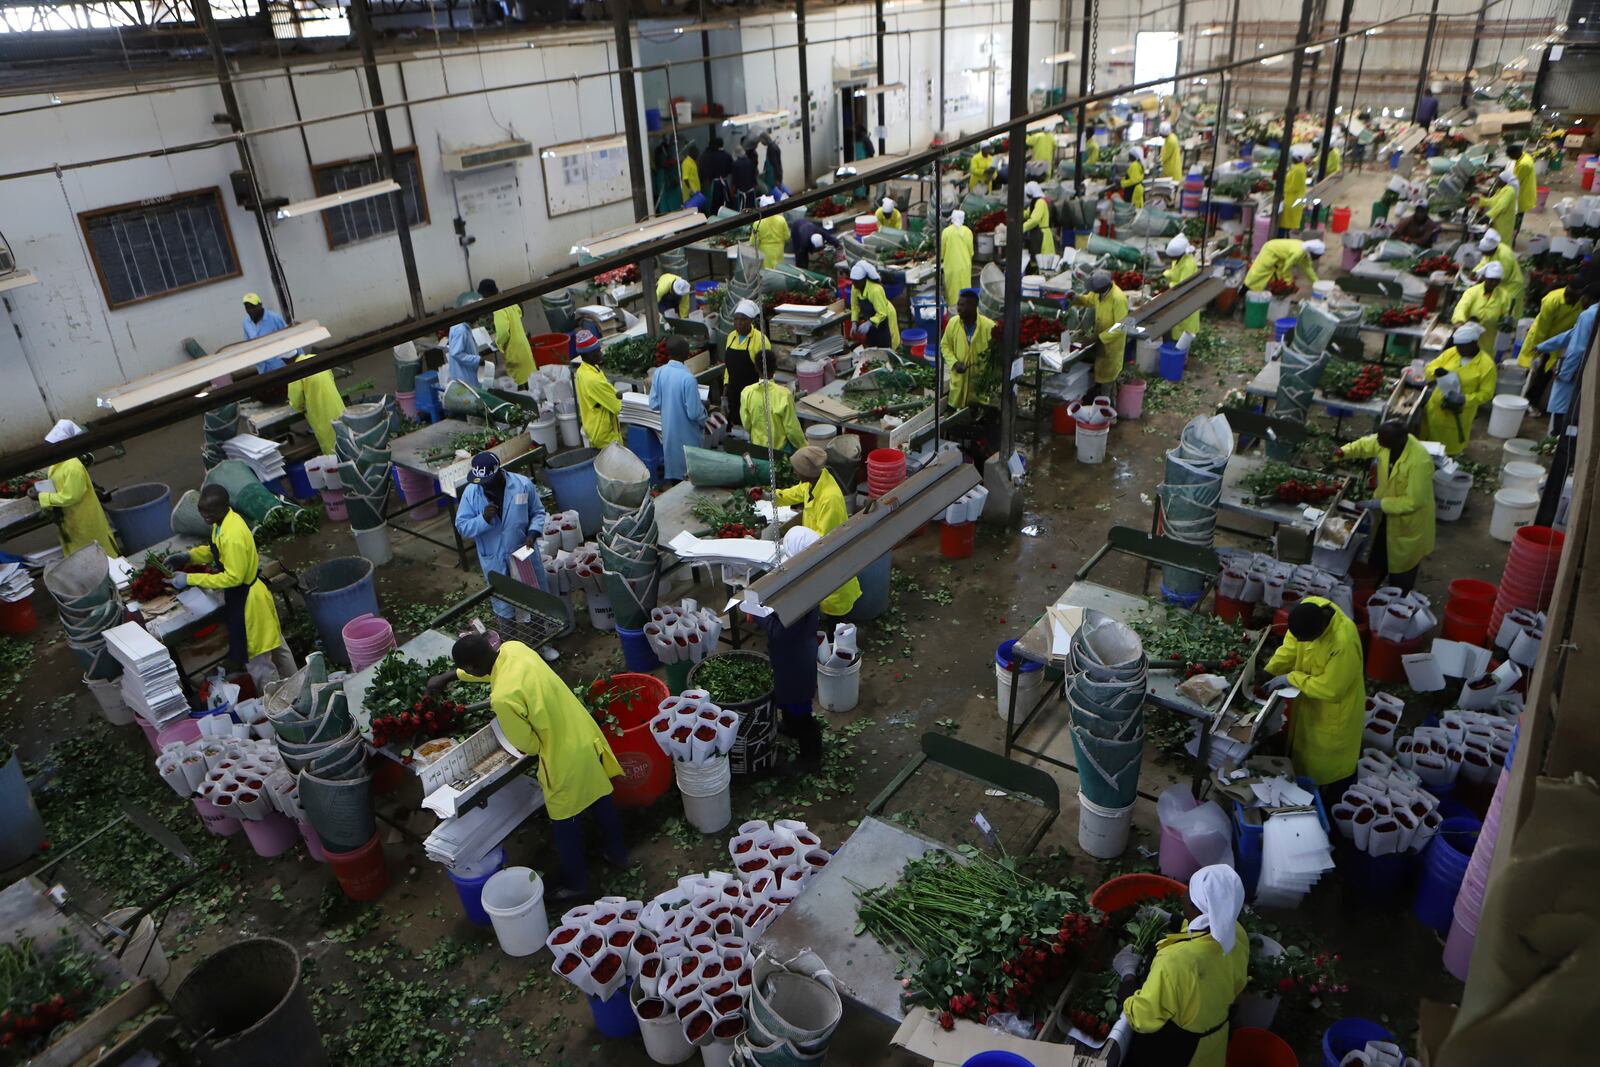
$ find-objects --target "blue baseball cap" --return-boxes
[468,451,501,485]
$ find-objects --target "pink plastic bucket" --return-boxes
[395,467,440,522]
[322,488,348,523]
[194,796,243,837]
[1117,378,1147,420]
[341,613,397,672]
[241,811,301,857]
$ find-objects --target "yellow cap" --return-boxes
[242,292,263,306]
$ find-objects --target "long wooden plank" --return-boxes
[98,321,331,413]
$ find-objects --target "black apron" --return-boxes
[723,344,759,426]
[1125,1014,1228,1067]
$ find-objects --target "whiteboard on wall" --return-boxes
[541,138,631,218]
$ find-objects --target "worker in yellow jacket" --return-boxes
[1071,270,1130,395]
[1473,230,1524,318]
[940,210,975,307]
[1120,147,1146,209]
[31,420,118,558]
[773,446,860,620]
[875,197,904,231]
[942,289,996,408]
[1162,235,1201,339]
[1028,127,1057,169]
[1323,135,1343,177]
[1451,261,1513,357]
[1021,182,1057,260]
[1159,121,1182,181]
[1243,238,1324,292]
[1262,597,1366,787]
[1110,864,1248,1067]
[1518,285,1584,416]
[429,633,625,902]
[1337,421,1436,593]
[723,299,769,425]
[166,485,294,688]
[285,353,345,455]
[477,279,534,385]
[969,146,996,194]
[848,261,900,349]
[752,195,790,268]
[1480,168,1519,246]
[1421,322,1497,456]
[1086,135,1102,165]
[1280,143,1312,231]
[680,145,701,197]
[656,273,692,318]
[1509,143,1537,230]
[573,330,621,448]
[741,349,806,452]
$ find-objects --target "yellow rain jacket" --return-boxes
[775,469,860,617]
[1484,183,1517,246]
[941,313,997,408]
[1028,130,1056,166]
[969,150,996,192]
[1340,432,1436,575]
[1280,161,1308,230]
[740,380,805,451]
[1478,244,1525,317]
[1451,281,1513,358]
[285,353,345,454]
[1421,345,1497,456]
[575,361,622,449]
[1123,922,1250,1067]
[875,207,904,231]
[940,222,975,306]
[1084,284,1130,385]
[458,640,622,820]
[1023,197,1057,257]
[1514,154,1537,214]
[1325,146,1342,177]
[1163,253,1201,338]
[850,282,900,349]
[657,273,692,318]
[37,458,117,558]
[492,304,535,385]
[184,510,282,659]
[753,214,790,269]
[1518,287,1582,371]
[680,155,701,196]
[1161,132,1182,181]
[1243,239,1318,291]
[1261,595,1365,784]
[1086,141,1101,165]
[1121,158,1146,208]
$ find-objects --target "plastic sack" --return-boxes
[1157,788,1235,869]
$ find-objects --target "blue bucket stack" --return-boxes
[447,846,507,926]
[1413,816,1481,932]
[616,624,661,672]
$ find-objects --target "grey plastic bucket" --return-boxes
[104,482,172,554]
[170,938,326,1067]
[299,557,379,664]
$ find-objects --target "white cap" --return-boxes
[735,299,761,319]
[950,209,966,226]
[1452,322,1485,345]
[1024,181,1044,199]
[810,233,825,248]
[1478,230,1501,251]
[672,278,691,296]
[781,525,820,557]
[1290,143,1313,160]
[1166,234,1191,258]
[1482,260,1504,279]
[850,261,882,282]
[1499,168,1517,186]
[1303,238,1326,256]
[758,195,776,208]
[1159,122,1172,135]
[45,419,85,444]
[1128,146,1143,160]
[881,197,896,211]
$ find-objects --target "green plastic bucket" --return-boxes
[1244,291,1271,329]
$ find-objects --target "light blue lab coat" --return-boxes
[447,323,481,389]
[456,471,548,619]
[649,361,706,481]
[1537,302,1598,418]
[242,307,297,374]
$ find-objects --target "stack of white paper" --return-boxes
[0,562,33,603]
[23,546,62,570]
[103,621,190,726]
[1256,810,1336,908]
[619,386,711,430]
[423,775,543,867]
[222,433,287,482]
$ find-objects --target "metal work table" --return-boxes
[389,420,544,570]
[345,628,457,737]
[1219,453,1317,529]
[1245,361,1389,430]
[755,816,952,1023]
[652,480,749,544]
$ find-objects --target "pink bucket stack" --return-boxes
[342,613,397,672]
[1443,765,1511,979]
[1487,526,1563,645]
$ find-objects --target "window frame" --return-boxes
[308,146,430,251]
[76,187,243,310]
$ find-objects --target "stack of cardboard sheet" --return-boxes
[104,621,189,726]
[222,433,287,482]
[0,562,33,604]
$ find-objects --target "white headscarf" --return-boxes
[810,233,825,248]
[850,261,881,282]
[1482,260,1504,279]
[881,197,896,212]
[781,525,820,558]
[1186,864,1245,953]
[45,419,85,444]
[735,298,761,319]
[1499,167,1518,188]
[1452,321,1485,345]
[1478,230,1501,252]
[1166,234,1191,258]
[1303,238,1326,256]
[950,209,966,227]
[672,278,691,296]
[1159,121,1173,135]
[1290,143,1313,161]
[1024,181,1044,200]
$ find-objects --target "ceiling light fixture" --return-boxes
[275,180,399,220]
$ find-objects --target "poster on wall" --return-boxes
[541,138,631,218]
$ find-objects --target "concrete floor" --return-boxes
[1,155,1576,1066]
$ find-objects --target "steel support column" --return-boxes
[612,0,659,336]
[798,0,813,187]
[998,0,1031,459]
[1413,0,1441,120]
[1317,0,1355,182]
[1267,0,1316,240]
[1462,0,1492,107]
[698,0,714,110]
[1072,0,1095,195]
[875,0,887,155]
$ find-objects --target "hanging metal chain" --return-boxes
[1088,0,1100,95]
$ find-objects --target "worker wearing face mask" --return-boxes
[1479,168,1519,247]
[455,453,559,660]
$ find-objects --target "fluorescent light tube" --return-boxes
[570,210,708,258]
[722,110,789,127]
[541,135,627,158]
[275,180,399,219]
[1042,51,1078,64]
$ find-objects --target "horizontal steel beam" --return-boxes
[746,450,980,626]
[1129,272,1227,339]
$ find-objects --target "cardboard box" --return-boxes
[892,1008,1091,1066]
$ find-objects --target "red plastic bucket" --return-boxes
[369,754,407,796]
[0,595,38,635]
[940,521,975,559]
[1442,602,1491,646]
[1052,403,1075,435]
[1215,593,1248,626]
[530,333,569,368]
[1090,873,1187,914]
[591,673,671,808]
[1447,579,1497,610]
[327,833,391,901]
[1228,1026,1298,1067]
[866,448,907,498]
[1535,185,1551,211]
[1331,207,1351,233]
[1366,632,1423,683]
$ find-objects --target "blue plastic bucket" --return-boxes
[299,556,380,664]
[448,846,506,926]
[104,482,172,554]
[287,463,315,500]
[1241,139,1254,158]
[1215,201,1241,220]
[1340,846,1413,903]
[543,447,604,538]
[625,426,664,483]
[0,753,47,869]
[901,327,929,360]
[588,980,639,1038]
[847,552,893,621]
[616,624,661,673]
[1274,316,1297,342]
[1160,583,1203,607]
[415,371,444,422]
[1158,343,1186,382]
[1413,816,1481,931]
[1322,1018,1394,1067]
[963,1054,1036,1067]
[645,107,662,131]
[995,638,1043,675]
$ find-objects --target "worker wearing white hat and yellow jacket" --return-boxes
[773,447,860,620]
[1070,271,1130,395]
[848,262,899,349]
[1452,261,1513,357]
[940,210,975,307]
[1243,238,1324,292]
[1159,122,1182,182]
[656,273,692,318]
[1473,230,1524,318]
[1162,235,1201,339]
[874,198,903,231]
[1421,323,1497,456]
[751,196,790,269]
[285,353,345,455]
[1120,147,1146,209]
[1481,168,1519,246]
[29,420,118,558]
[1280,143,1313,231]
[1022,182,1056,259]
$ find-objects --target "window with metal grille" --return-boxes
[310,148,429,250]
[78,188,242,310]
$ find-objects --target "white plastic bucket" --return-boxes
[1433,469,1472,523]
[1489,488,1539,541]
[1501,438,1540,468]
[1077,791,1134,859]
[1021,275,1044,297]
[995,661,1044,720]
[804,423,838,445]
[632,980,696,1064]
[104,907,170,989]
[529,414,559,453]
[587,592,616,631]
[558,411,583,447]
[976,233,996,257]
[1135,338,1161,375]
[1500,461,1544,494]
[1487,395,1529,438]
[817,658,861,712]
[1076,423,1110,464]
[85,674,134,725]
[481,866,550,957]
[351,524,394,566]
[676,756,732,834]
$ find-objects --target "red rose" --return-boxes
[1278,978,1296,993]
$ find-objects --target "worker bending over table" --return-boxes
[455,452,559,661]
[166,485,295,692]
[1261,598,1365,800]
[849,262,900,349]
[772,447,860,629]
[30,420,118,559]
[1242,238,1323,293]
[1518,284,1585,417]
[429,633,626,904]
[1336,421,1436,593]
[1070,271,1130,401]
[657,273,692,318]
[1420,323,1496,456]
[1450,261,1512,363]
[286,353,345,455]
[1162,236,1201,341]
